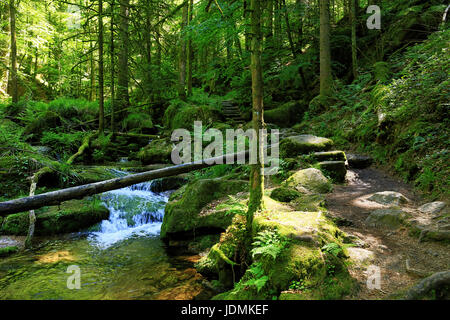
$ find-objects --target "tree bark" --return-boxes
[351,0,358,79]
[9,0,18,104]
[178,2,188,100]
[110,0,115,133]
[187,0,194,97]
[248,0,264,231]
[319,0,333,97]
[98,0,105,133]
[117,0,130,110]
[0,149,255,217]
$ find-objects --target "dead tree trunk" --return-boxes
[0,149,263,216]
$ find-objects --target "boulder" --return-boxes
[418,202,447,216]
[137,138,173,165]
[346,153,373,169]
[0,199,109,236]
[270,187,302,202]
[280,135,333,158]
[264,101,307,127]
[367,191,409,206]
[163,103,222,131]
[0,246,19,257]
[312,150,347,162]
[160,178,248,240]
[150,176,188,192]
[365,208,408,229]
[285,168,332,194]
[318,161,347,183]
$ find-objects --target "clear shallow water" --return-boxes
[0,173,208,300]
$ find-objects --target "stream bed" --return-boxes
[0,175,210,300]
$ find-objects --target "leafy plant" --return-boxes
[251,230,286,260]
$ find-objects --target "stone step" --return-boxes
[317,161,347,183]
[312,150,347,162]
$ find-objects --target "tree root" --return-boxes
[66,132,99,165]
[404,271,450,300]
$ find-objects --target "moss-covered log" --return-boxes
[0,148,260,216]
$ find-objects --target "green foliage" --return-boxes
[321,242,343,258]
[40,130,87,160]
[251,230,287,261]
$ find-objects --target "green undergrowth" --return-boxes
[296,29,450,200]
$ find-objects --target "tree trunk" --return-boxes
[351,0,358,79]
[98,0,105,133]
[117,0,130,111]
[0,149,255,217]
[319,0,333,97]
[187,0,194,97]
[110,0,115,133]
[248,0,264,230]
[178,2,188,100]
[9,0,18,104]
[273,0,281,51]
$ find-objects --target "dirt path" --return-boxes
[325,167,450,299]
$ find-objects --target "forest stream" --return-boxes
[0,170,211,300]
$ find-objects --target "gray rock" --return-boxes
[418,201,447,216]
[312,150,347,162]
[346,153,373,169]
[318,161,347,183]
[365,208,408,229]
[285,168,332,194]
[368,191,409,206]
[280,135,333,158]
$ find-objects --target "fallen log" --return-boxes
[0,149,254,216]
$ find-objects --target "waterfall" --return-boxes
[89,170,170,248]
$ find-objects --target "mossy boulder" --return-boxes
[285,168,332,194]
[163,102,222,131]
[160,178,248,240]
[270,187,302,202]
[312,151,347,162]
[207,196,355,300]
[264,101,307,127]
[365,208,408,229]
[150,176,188,192]
[0,246,19,257]
[121,113,154,133]
[280,135,334,158]
[0,199,109,236]
[137,138,173,165]
[318,161,347,183]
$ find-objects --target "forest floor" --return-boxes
[325,166,450,300]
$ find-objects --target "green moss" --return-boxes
[0,199,109,236]
[280,135,334,158]
[209,194,354,300]
[160,178,248,239]
[318,161,347,183]
[265,101,307,127]
[312,151,347,162]
[137,138,173,165]
[285,168,333,194]
[163,102,222,131]
[270,187,302,202]
[0,246,19,257]
[291,194,326,212]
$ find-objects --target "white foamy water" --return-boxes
[88,172,170,249]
